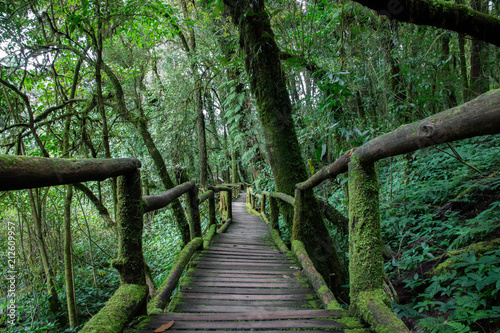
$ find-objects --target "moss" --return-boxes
[131,315,153,330]
[348,156,385,297]
[337,317,365,328]
[113,170,146,285]
[80,284,147,333]
[292,240,343,311]
[352,289,409,333]
[203,224,216,249]
[270,228,289,252]
[166,290,185,312]
[317,285,342,310]
[148,238,202,312]
[430,238,500,276]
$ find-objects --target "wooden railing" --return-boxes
[246,89,500,333]
[0,156,242,333]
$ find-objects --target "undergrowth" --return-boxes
[378,135,500,332]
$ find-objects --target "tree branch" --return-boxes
[352,0,500,46]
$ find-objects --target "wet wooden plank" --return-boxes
[187,276,301,283]
[172,305,316,313]
[189,269,299,275]
[175,299,311,307]
[145,319,347,329]
[178,293,314,301]
[179,287,312,294]
[137,323,346,333]
[147,309,346,321]
[187,281,303,288]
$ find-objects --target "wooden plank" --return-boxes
[178,293,313,301]
[148,309,346,321]
[190,269,298,275]
[175,299,311,307]
[187,281,303,288]
[179,287,312,294]
[187,269,302,279]
[198,258,290,264]
[172,305,316,313]
[199,253,289,260]
[203,249,285,256]
[145,319,347,329]
[196,262,298,268]
[186,275,296,283]
[198,255,289,262]
[137,323,345,333]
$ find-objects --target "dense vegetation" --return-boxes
[0,0,498,331]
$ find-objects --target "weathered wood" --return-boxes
[148,237,203,311]
[178,293,314,301]
[0,155,140,191]
[175,299,310,307]
[292,240,342,310]
[113,170,145,285]
[216,218,232,233]
[188,281,303,288]
[141,330,345,333]
[265,191,295,205]
[147,309,345,321]
[179,286,312,295]
[198,189,213,203]
[187,184,202,239]
[188,276,301,283]
[156,193,362,332]
[297,89,500,190]
[80,284,147,333]
[173,305,317,313]
[144,319,348,329]
[143,181,194,213]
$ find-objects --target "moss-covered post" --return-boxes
[226,190,233,220]
[187,184,202,240]
[208,191,216,227]
[260,193,266,215]
[269,195,279,231]
[113,169,146,285]
[348,155,409,332]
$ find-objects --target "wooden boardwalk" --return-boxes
[138,193,364,332]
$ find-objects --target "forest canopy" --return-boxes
[0,0,499,332]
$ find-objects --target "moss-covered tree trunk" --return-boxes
[134,104,191,245]
[223,0,346,298]
[348,156,409,332]
[104,63,191,246]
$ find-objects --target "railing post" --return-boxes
[113,169,145,285]
[291,188,304,240]
[269,195,279,231]
[208,191,216,227]
[226,190,233,220]
[260,193,266,215]
[187,182,201,239]
[348,155,409,332]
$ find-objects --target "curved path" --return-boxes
[138,193,364,332]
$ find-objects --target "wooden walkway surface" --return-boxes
[138,193,364,332]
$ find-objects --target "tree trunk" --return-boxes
[223,0,347,299]
[469,0,489,97]
[196,81,208,188]
[63,114,78,327]
[29,189,65,324]
[63,185,78,327]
